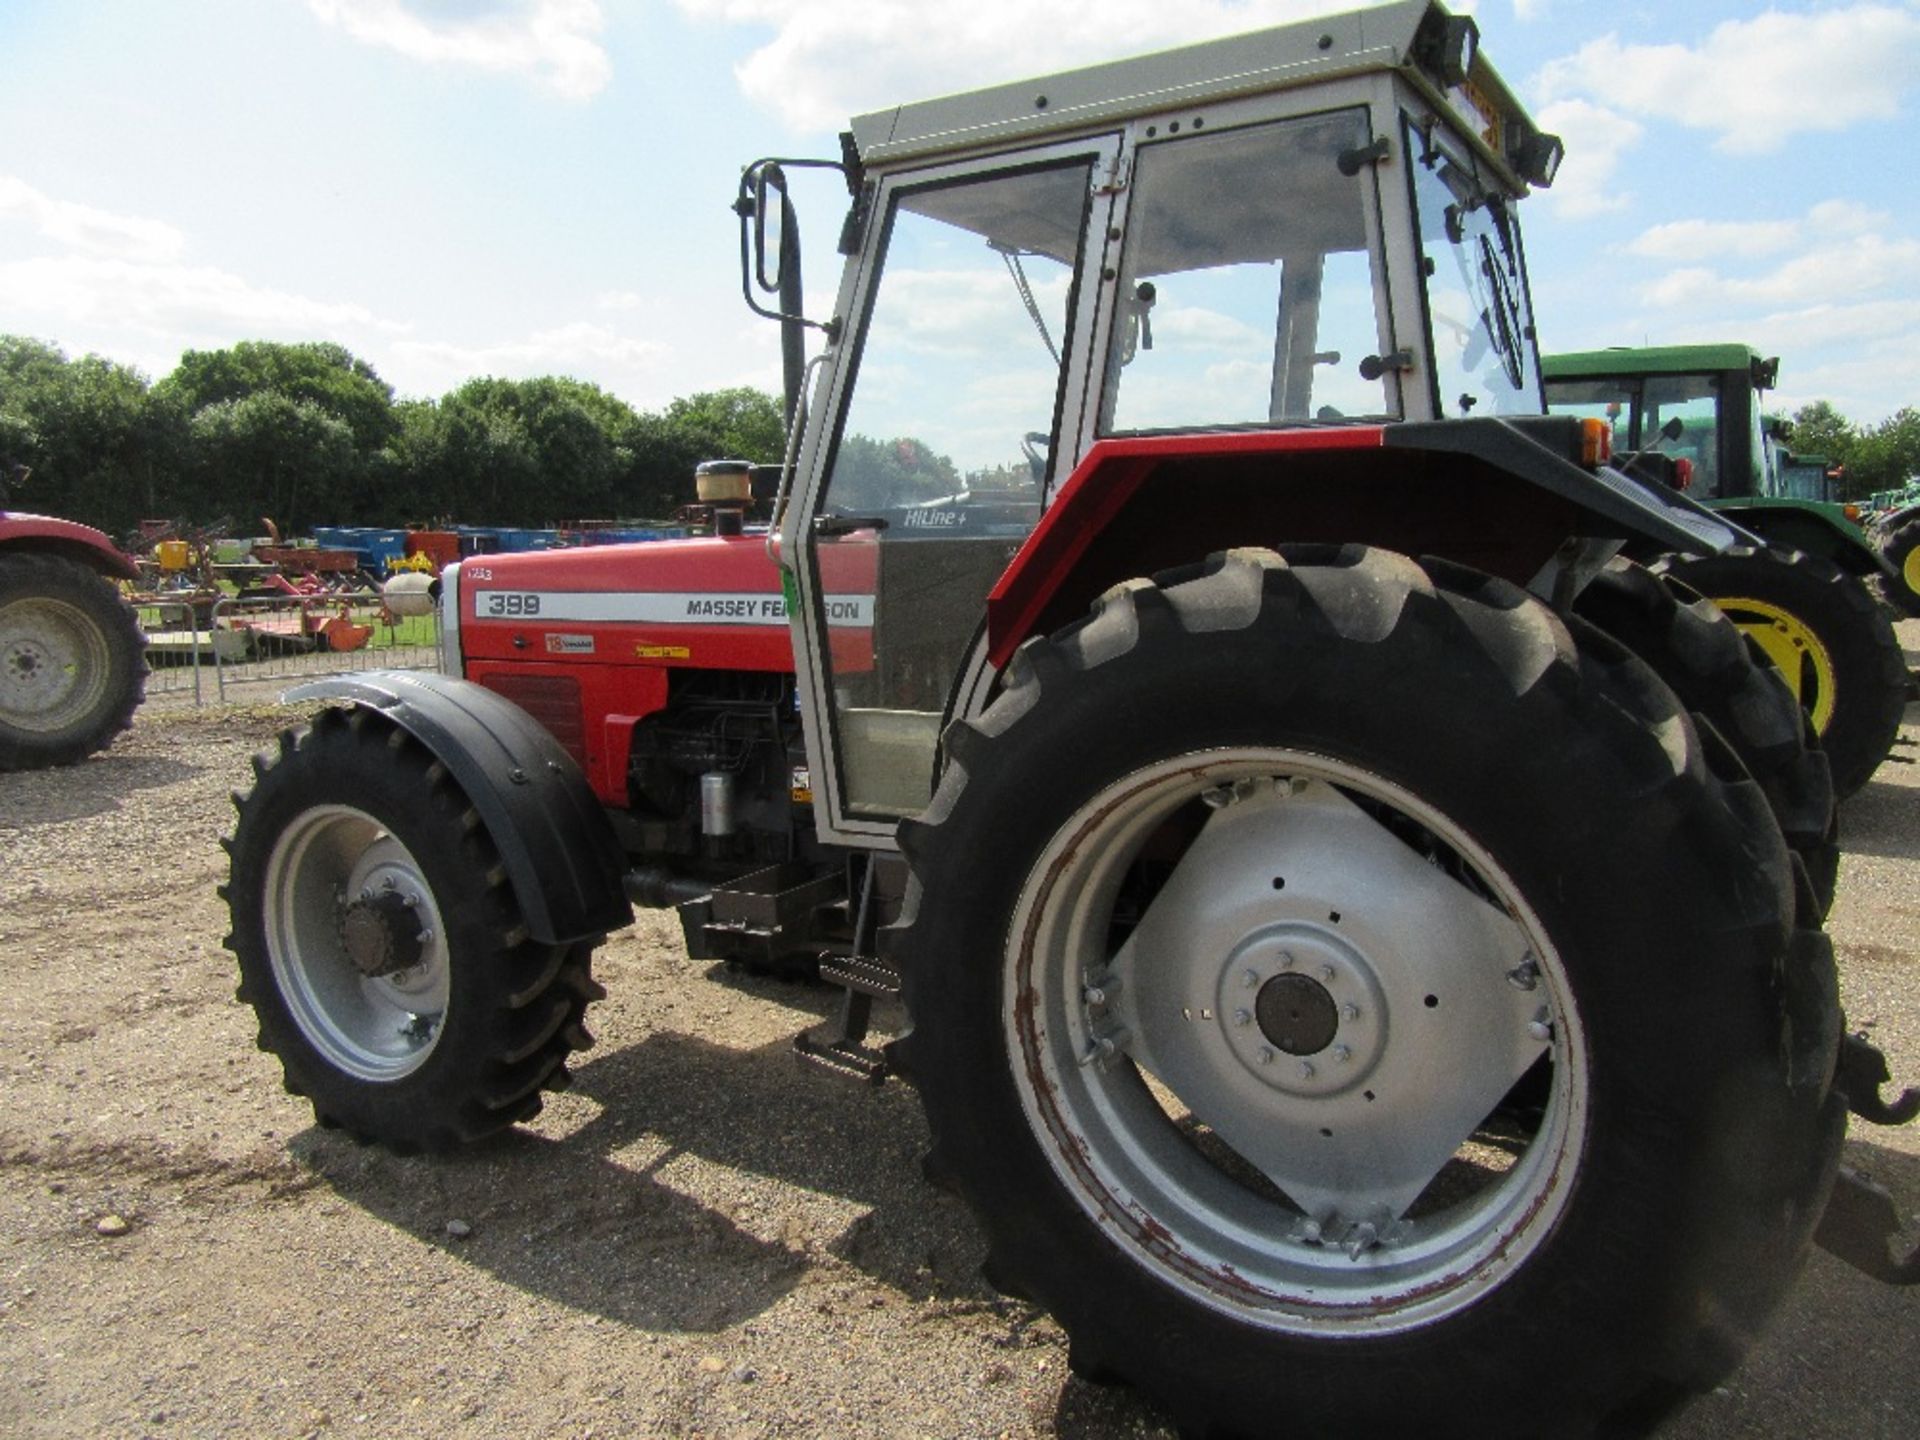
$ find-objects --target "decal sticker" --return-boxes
[544,633,596,654]
[635,644,692,660]
[470,590,874,627]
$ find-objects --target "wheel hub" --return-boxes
[1256,974,1338,1055]
[341,890,425,978]
[1215,925,1387,1096]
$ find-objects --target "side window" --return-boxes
[1099,109,1392,433]
[822,162,1091,513]
[1408,120,1543,418]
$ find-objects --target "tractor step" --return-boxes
[818,953,901,998]
[794,952,901,1085]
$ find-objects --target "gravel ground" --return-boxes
[1,624,1915,1440]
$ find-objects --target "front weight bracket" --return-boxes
[1814,1166,1920,1285]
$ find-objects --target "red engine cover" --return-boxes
[458,534,874,805]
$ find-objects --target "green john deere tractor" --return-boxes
[1546,343,1913,795]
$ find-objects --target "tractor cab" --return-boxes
[1542,343,1781,503]
[745,1,1587,842]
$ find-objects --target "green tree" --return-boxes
[158,340,398,452]
[1848,408,1920,498]
[0,335,186,532]
[187,393,358,533]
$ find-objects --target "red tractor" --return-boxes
[0,463,147,769]
[223,4,1917,1434]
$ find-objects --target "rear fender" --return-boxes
[987,420,1745,666]
[0,512,139,580]
[284,671,632,946]
[1711,502,1893,581]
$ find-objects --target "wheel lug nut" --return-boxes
[359,886,376,903]
[1341,1003,1361,1022]
[1528,1018,1553,1043]
[1257,1046,1275,1066]
[1242,969,1261,989]
[1332,1044,1352,1064]
[1319,964,1335,982]
[1233,1008,1252,1027]
[1278,950,1296,970]
[416,929,434,945]
[1298,1060,1316,1080]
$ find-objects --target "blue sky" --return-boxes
[2,0,1916,424]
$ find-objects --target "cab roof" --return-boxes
[1544,344,1776,387]
[848,1,1546,190]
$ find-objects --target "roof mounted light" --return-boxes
[1436,16,1478,86]
[1514,130,1565,188]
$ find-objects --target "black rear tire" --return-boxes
[224,705,604,1151]
[1652,545,1906,796]
[892,546,1842,1439]
[1876,516,1920,617]
[0,551,147,770]
[1573,557,1839,917]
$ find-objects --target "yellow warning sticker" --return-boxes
[634,644,692,660]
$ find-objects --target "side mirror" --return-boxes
[751,164,791,295]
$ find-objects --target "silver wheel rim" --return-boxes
[1007,749,1586,1335]
[0,595,111,734]
[263,805,451,1082]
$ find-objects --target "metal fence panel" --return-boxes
[133,598,207,705]
[211,593,441,702]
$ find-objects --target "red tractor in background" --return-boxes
[0,461,147,770]
[223,4,1919,1435]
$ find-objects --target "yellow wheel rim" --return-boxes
[1713,596,1837,735]
[1903,544,1920,600]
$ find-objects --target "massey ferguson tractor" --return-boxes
[223,5,1919,1434]
[0,463,148,769]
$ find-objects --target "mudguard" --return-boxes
[284,671,632,946]
[0,510,140,580]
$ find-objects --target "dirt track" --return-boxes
[1,629,1916,1439]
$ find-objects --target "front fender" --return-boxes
[284,671,632,946]
[0,511,139,580]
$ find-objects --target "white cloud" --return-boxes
[1531,99,1641,219]
[0,255,396,341]
[1625,200,1896,263]
[1626,218,1802,263]
[1638,233,1920,312]
[0,175,185,262]
[306,0,610,100]
[1533,5,1920,155]
[675,0,1394,131]
[388,321,671,396]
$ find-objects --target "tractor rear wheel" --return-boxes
[892,546,1842,1439]
[1876,516,1920,616]
[224,705,603,1151]
[0,551,147,770]
[1653,545,1905,796]
[1572,556,1838,917]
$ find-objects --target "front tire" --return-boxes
[1653,545,1906,796]
[224,705,604,1151]
[0,551,147,770]
[892,547,1841,1438]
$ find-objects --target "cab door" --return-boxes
[786,136,1121,846]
